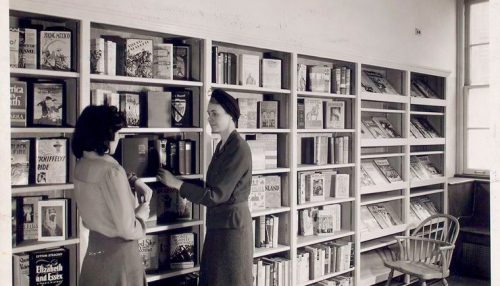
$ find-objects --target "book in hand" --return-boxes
[138,234,159,272]
[373,158,403,183]
[153,182,193,223]
[37,199,67,241]
[362,70,399,95]
[125,39,153,78]
[170,233,196,269]
[371,116,401,138]
[11,139,30,186]
[29,247,69,286]
[361,116,387,139]
[11,81,28,127]
[34,138,68,184]
[257,101,278,129]
[40,29,72,71]
[31,82,65,127]
[324,101,345,129]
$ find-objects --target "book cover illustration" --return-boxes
[13,253,30,286]
[153,43,173,79]
[237,98,258,129]
[138,234,159,272]
[19,28,37,69]
[306,173,325,202]
[410,198,432,220]
[22,196,46,241]
[360,160,389,185]
[420,196,439,215]
[360,206,382,231]
[324,101,345,129]
[315,209,334,235]
[90,38,104,74]
[32,82,64,126]
[416,117,441,137]
[417,155,442,177]
[38,199,66,241]
[332,173,350,198]
[255,133,278,169]
[35,138,67,184]
[299,208,316,236]
[412,79,440,99]
[120,93,141,127]
[171,90,193,127]
[29,247,69,286]
[297,63,307,91]
[361,116,387,139]
[304,98,323,129]
[173,45,190,80]
[249,176,266,211]
[363,70,398,95]
[239,54,260,86]
[366,205,389,229]
[264,175,281,208]
[359,164,376,187]
[40,30,71,71]
[246,139,266,170]
[10,28,19,68]
[373,158,403,183]
[170,233,195,269]
[11,139,30,186]
[156,184,193,223]
[308,66,331,93]
[261,58,281,89]
[372,116,401,138]
[409,156,430,180]
[125,39,153,78]
[258,101,278,129]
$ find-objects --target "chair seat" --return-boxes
[384,260,449,280]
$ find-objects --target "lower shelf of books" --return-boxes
[297,268,354,286]
[12,183,75,194]
[297,230,354,248]
[13,237,80,254]
[254,244,290,258]
[146,266,201,282]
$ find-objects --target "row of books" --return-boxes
[91,37,191,80]
[410,155,443,180]
[297,64,352,95]
[311,276,353,286]
[297,240,354,281]
[297,171,350,204]
[301,135,350,165]
[298,98,346,129]
[253,215,280,249]
[298,204,342,236]
[10,26,72,71]
[92,89,194,128]
[248,175,282,211]
[360,203,403,232]
[361,116,401,139]
[138,232,196,273]
[410,117,441,138]
[360,158,402,187]
[245,134,278,170]
[13,247,69,286]
[252,256,291,286]
[237,98,279,129]
[12,196,71,246]
[409,196,439,222]
[411,79,441,99]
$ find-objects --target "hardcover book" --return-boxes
[297,63,307,91]
[91,89,110,106]
[11,139,30,186]
[173,45,190,80]
[372,116,401,138]
[12,198,23,247]
[324,101,345,129]
[171,90,193,127]
[120,93,141,127]
[257,101,278,129]
[152,183,192,223]
[90,38,105,74]
[170,233,196,269]
[22,196,47,241]
[125,38,153,78]
[299,208,316,236]
[332,174,349,198]
[237,98,258,129]
[360,160,389,185]
[373,158,403,183]
[18,28,37,69]
[297,98,305,129]
[35,138,68,184]
[249,176,266,211]
[361,116,386,139]
[315,209,334,235]
[261,58,281,89]
[37,199,67,241]
[239,54,260,86]
[31,82,65,127]
[363,70,398,95]
[304,98,324,129]
[29,247,69,286]
[104,40,116,75]
[255,134,278,169]
[264,175,281,208]
[10,28,19,68]
[307,66,331,93]
[153,43,173,79]
[40,29,71,71]
[115,137,149,177]
[13,252,30,286]
[246,139,266,170]
[147,91,172,127]
[138,234,159,272]
[306,173,325,202]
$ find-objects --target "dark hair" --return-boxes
[210,88,240,123]
[71,105,126,159]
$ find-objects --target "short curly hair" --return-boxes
[71,105,126,159]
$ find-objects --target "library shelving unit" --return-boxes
[9,2,451,285]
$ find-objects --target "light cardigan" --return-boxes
[73,151,145,240]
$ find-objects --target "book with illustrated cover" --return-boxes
[360,206,382,231]
[171,90,192,127]
[361,117,387,139]
[409,207,421,223]
[18,28,37,69]
[22,196,47,241]
[412,78,440,99]
[360,122,375,139]
[40,29,72,71]
[373,158,403,183]
[257,101,278,129]
[31,82,65,127]
[324,101,345,129]
[416,117,441,138]
[360,165,376,187]
[120,93,141,127]
[237,98,258,129]
[90,38,105,74]
[29,247,69,286]
[410,198,432,220]
[35,138,68,184]
[304,98,324,129]
[376,203,403,226]
[306,173,325,202]
[360,70,381,93]
[264,175,281,208]
[153,43,173,79]
[10,28,20,68]
[13,252,30,286]
[299,208,316,236]
[138,234,159,272]
[363,70,398,95]
[170,233,196,269]
[256,134,277,169]
[261,58,281,89]
[125,39,153,78]
[37,199,67,241]
[416,155,442,177]
[104,40,116,75]
[410,80,427,98]
[297,63,307,91]
[152,183,192,223]
[249,176,266,211]
[360,160,389,185]
[409,120,425,138]
[372,116,401,138]
[239,54,260,86]
[308,66,331,93]
[315,209,334,235]
[409,156,431,180]
[114,137,149,177]
[11,139,30,186]
[419,196,439,215]
[173,45,190,80]
[366,205,390,229]
[147,91,172,127]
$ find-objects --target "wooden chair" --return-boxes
[384,214,460,286]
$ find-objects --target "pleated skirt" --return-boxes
[78,231,147,286]
[199,225,254,286]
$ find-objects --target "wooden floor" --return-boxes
[374,275,491,286]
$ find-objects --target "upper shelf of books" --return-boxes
[360,65,405,99]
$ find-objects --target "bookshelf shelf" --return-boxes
[253,244,291,258]
[360,92,408,103]
[359,269,404,286]
[145,220,204,233]
[361,108,405,114]
[238,128,291,133]
[360,182,408,195]
[13,237,80,254]
[410,97,447,106]
[360,237,397,253]
[410,111,445,116]
[297,197,355,210]
[297,268,355,286]
[409,188,445,197]
[409,177,446,188]
[360,224,408,242]
[251,168,291,175]
[12,183,75,194]
[297,128,355,133]
[361,138,408,147]
[296,163,355,172]
[409,138,446,145]
[296,230,355,248]
[251,207,291,217]
[360,152,405,159]
[90,74,203,87]
[211,83,291,95]
[10,68,80,79]
[360,194,405,205]
[119,127,204,134]
[297,91,356,99]
[410,150,445,156]
[11,127,75,134]
[140,174,204,183]
[146,267,201,283]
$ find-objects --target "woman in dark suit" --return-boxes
[157,89,253,285]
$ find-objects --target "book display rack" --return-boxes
[9,4,450,286]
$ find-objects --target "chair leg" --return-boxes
[419,279,427,286]
[442,278,448,286]
[385,270,394,286]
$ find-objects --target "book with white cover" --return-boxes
[239,54,260,86]
[360,160,389,185]
[261,58,281,89]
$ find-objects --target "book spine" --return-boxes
[178,140,186,175]
[342,136,349,164]
[185,140,192,175]
[297,99,305,129]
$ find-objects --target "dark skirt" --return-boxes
[79,231,147,286]
[199,225,254,286]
